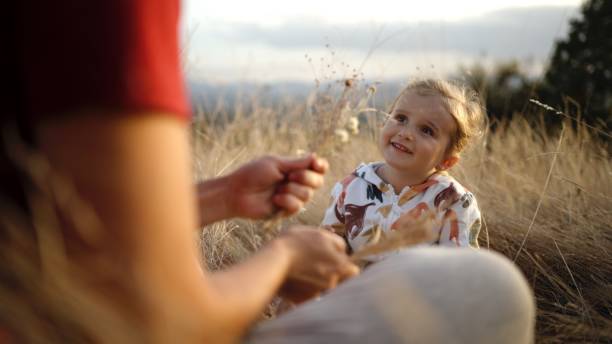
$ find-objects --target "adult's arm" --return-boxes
[37,112,357,343]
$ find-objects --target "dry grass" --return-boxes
[0,80,609,342]
[194,81,612,343]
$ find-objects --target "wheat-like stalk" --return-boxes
[261,79,375,233]
[350,216,436,263]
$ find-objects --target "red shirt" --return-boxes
[11,0,190,123]
[1,0,190,244]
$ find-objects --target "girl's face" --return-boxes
[379,90,457,183]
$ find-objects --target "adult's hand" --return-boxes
[226,154,328,220]
[276,226,360,303]
[206,224,359,337]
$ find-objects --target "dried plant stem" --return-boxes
[261,212,285,234]
[529,99,611,140]
[552,238,593,327]
[350,218,435,263]
[481,213,490,250]
[263,82,372,233]
[308,87,350,155]
[514,125,565,262]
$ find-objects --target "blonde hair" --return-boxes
[389,79,486,156]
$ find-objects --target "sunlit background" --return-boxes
[182,0,583,84]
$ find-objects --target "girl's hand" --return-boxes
[226,154,328,219]
[276,226,360,303]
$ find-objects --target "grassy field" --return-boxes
[1,79,608,343]
[193,81,612,343]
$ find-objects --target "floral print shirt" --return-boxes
[322,162,481,255]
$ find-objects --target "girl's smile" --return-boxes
[390,141,412,154]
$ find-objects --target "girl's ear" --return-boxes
[437,155,459,171]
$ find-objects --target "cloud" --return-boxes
[213,6,579,59]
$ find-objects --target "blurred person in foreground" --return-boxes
[1,1,535,343]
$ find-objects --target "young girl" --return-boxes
[322,79,485,256]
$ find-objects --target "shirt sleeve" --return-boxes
[438,192,481,248]
[21,0,189,121]
[321,182,346,237]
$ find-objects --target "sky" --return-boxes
[181,0,584,83]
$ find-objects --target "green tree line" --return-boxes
[459,0,611,132]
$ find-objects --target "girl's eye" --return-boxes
[393,114,407,123]
[421,126,434,136]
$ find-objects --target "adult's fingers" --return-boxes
[326,273,340,289]
[317,255,359,288]
[309,154,329,174]
[287,169,325,189]
[320,229,348,253]
[336,260,360,281]
[319,234,360,281]
[276,182,314,202]
[282,227,355,279]
[278,153,329,174]
[277,154,316,173]
[272,193,304,214]
[308,264,342,290]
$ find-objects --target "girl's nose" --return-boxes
[398,124,415,140]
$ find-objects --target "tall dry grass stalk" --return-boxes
[193,84,611,343]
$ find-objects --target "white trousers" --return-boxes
[246,247,535,344]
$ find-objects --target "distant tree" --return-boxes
[540,0,612,129]
[457,61,536,123]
